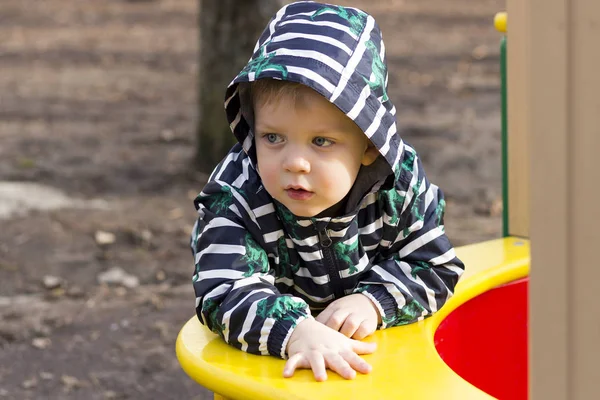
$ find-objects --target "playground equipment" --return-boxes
[176,11,534,400]
[177,238,529,399]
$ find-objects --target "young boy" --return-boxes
[191,1,464,382]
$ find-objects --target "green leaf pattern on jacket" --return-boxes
[403,178,425,237]
[380,189,405,226]
[276,236,299,277]
[382,299,426,326]
[239,43,288,80]
[401,150,415,174]
[311,5,367,36]
[255,296,306,323]
[409,260,431,278]
[202,298,226,338]
[208,185,235,215]
[434,198,445,229]
[333,238,360,274]
[393,149,415,181]
[242,233,269,277]
[354,284,371,294]
[394,300,426,325]
[361,40,389,102]
[276,204,299,237]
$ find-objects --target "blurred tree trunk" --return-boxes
[196,0,282,172]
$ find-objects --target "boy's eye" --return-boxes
[264,133,283,144]
[313,137,334,147]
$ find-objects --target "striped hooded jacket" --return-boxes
[191,1,464,359]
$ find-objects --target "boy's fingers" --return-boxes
[325,353,356,380]
[339,315,364,338]
[307,351,327,382]
[352,321,375,340]
[351,339,377,355]
[315,308,333,324]
[341,351,372,375]
[324,310,349,332]
[283,353,306,378]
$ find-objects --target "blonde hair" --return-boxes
[240,79,308,108]
[238,79,312,131]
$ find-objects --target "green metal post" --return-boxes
[500,35,509,237]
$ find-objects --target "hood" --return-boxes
[223,1,404,202]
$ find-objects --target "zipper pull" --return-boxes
[317,228,332,248]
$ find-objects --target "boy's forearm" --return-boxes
[370,153,464,326]
[195,281,312,358]
[353,254,463,328]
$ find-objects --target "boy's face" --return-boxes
[254,85,379,217]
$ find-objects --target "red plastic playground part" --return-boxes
[434,278,528,400]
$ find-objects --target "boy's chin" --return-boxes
[286,207,320,218]
[280,202,325,218]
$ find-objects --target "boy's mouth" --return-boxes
[285,186,313,201]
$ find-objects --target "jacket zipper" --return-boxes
[316,225,345,300]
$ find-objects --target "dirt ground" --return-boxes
[0,0,504,398]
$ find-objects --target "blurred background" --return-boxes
[0,0,503,398]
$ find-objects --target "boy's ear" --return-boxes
[361,143,380,166]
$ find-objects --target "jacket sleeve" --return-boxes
[190,183,311,358]
[353,154,465,329]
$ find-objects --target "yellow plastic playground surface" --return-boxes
[176,237,529,400]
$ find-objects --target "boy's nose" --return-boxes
[282,152,311,174]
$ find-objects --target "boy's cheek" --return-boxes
[258,165,278,192]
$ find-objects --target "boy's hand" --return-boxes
[316,294,381,339]
[284,319,376,381]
